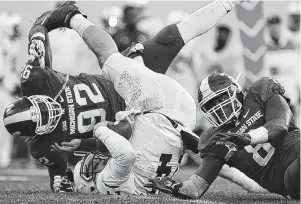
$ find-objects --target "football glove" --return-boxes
[213,132,251,150]
[144,177,195,199]
[53,168,75,193]
[28,38,45,68]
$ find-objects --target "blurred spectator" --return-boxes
[137,16,164,38]
[101,6,123,36]
[196,24,244,87]
[112,1,149,52]
[287,1,300,50]
[265,14,295,50]
[263,14,300,127]
[0,12,22,168]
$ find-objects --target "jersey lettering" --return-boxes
[244,143,275,166]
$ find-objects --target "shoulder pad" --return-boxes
[250,77,286,103]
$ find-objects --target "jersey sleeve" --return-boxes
[141,24,185,74]
[249,77,288,104]
[20,60,56,97]
[94,127,135,188]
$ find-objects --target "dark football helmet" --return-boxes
[198,73,243,127]
[3,95,63,136]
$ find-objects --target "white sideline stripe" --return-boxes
[3,110,32,125]
[0,176,29,182]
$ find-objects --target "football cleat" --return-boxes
[33,1,86,31]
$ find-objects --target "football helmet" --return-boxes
[3,95,63,136]
[74,151,110,193]
[198,73,243,127]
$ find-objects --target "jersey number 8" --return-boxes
[244,143,275,166]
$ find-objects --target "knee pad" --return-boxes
[155,24,182,44]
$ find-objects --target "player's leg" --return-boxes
[68,13,165,112]
[284,133,300,200]
[177,0,243,43]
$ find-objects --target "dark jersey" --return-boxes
[21,60,126,138]
[199,77,300,195]
[20,60,126,187]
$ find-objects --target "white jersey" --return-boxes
[94,52,196,195]
[96,113,184,195]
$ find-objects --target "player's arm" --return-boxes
[28,25,52,69]
[246,79,293,145]
[52,121,132,153]
[94,124,136,187]
[186,150,268,193]
[248,94,292,145]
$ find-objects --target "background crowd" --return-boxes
[0,0,299,169]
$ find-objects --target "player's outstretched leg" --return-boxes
[284,152,300,200]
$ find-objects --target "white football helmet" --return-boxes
[73,151,110,194]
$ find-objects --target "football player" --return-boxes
[148,73,300,200]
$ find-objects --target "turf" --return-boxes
[0,167,299,204]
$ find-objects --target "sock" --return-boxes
[219,0,243,13]
[70,14,95,37]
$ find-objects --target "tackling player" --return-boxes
[149,73,300,200]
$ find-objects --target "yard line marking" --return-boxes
[0,176,29,182]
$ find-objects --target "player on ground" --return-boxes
[148,73,300,200]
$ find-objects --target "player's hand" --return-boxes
[93,121,109,138]
[214,132,251,150]
[53,175,74,193]
[51,139,81,153]
[144,177,193,199]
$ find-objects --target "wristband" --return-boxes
[248,126,269,145]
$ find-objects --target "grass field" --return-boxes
[0,166,299,204]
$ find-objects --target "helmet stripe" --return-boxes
[3,110,32,125]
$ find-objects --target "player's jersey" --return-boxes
[199,77,299,195]
[96,113,184,195]
[20,60,126,139]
